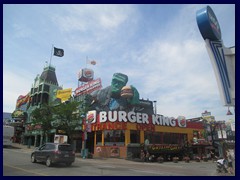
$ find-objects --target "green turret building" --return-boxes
[24,65,62,147]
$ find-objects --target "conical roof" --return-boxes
[40,65,58,86]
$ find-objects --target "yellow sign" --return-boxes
[56,88,72,102]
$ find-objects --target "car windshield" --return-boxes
[58,145,73,151]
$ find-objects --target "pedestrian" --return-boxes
[145,151,150,162]
[140,149,145,162]
[207,151,211,160]
[210,150,215,161]
[226,150,234,174]
[144,138,149,157]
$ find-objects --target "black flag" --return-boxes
[54,47,64,57]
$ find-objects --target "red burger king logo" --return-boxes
[87,110,96,123]
[177,116,186,128]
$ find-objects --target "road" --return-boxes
[3,146,233,176]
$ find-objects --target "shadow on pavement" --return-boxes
[3,145,21,149]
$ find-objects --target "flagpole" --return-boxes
[86,56,88,68]
[49,44,54,66]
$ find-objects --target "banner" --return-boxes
[56,88,72,102]
[16,93,30,108]
[54,47,64,57]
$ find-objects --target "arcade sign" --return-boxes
[196,6,222,41]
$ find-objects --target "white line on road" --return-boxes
[4,163,48,176]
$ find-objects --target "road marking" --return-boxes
[4,163,48,176]
[130,168,165,175]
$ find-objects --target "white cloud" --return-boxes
[12,23,34,39]
[3,70,33,112]
[52,4,135,32]
[3,4,234,122]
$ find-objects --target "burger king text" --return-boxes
[94,111,178,127]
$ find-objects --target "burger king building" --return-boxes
[84,105,205,160]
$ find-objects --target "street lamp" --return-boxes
[81,114,87,158]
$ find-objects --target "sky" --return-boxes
[3,4,235,122]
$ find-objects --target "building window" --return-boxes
[144,131,153,143]
[39,84,43,92]
[130,130,140,143]
[162,132,187,145]
[104,130,125,146]
[152,132,162,144]
[44,85,50,92]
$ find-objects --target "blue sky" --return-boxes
[3,4,235,122]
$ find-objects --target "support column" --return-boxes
[101,131,104,146]
[140,131,144,144]
[125,129,130,145]
[34,134,37,147]
[40,134,43,146]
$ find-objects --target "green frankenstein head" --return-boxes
[111,73,128,95]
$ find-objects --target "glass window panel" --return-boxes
[130,130,140,143]
[104,130,125,146]
[96,131,102,145]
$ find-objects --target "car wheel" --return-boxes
[31,154,36,163]
[66,162,72,167]
[46,157,52,167]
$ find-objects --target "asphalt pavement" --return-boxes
[8,143,235,176]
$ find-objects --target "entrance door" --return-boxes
[86,132,94,154]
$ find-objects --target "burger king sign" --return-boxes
[86,110,97,123]
[177,116,186,128]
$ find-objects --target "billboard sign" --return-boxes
[75,78,102,96]
[78,68,94,82]
[196,6,234,106]
[202,110,211,117]
[56,88,72,102]
[196,6,221,41]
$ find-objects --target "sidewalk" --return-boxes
[10,142,34,151]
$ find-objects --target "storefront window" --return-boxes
[96,131,102,146]
[162,132,187,144]
[104,130,125,146]
[130,130,140,143]
[144,131,152,143]
[143,132,187,145]
[153,132,162,144]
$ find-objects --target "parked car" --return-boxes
[31,143,75,167]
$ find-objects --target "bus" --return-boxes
[3,125,14,147]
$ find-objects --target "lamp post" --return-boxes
[153,101,157,114]
[81,114,87,158]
